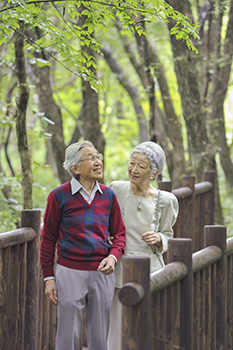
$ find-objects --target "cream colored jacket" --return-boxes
[109,181,179,288]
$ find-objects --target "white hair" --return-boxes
[63,140,94,177]
[130,141,165,179]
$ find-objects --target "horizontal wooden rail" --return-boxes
[150,261,188,294]
[119,282,145,306]
[120,226,230,350]
[192,245,222,273]
[0,172,218,350]
[172,186,193,199]
[194,181,213,194]
[0,210,41,350]
[227,236,233,256]
[0,227,37,248]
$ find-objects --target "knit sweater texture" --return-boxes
[40,181,126,278]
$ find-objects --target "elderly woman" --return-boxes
[107,141,179,350]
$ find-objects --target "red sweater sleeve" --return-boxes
[40,191,61,279]
[108,195,126,262]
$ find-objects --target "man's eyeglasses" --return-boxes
[78,153,103,164]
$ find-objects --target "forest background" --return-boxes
[1,0,233,236]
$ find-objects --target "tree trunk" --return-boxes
[115,17,186,187]
[78,5,106,158]
[166,0,224,222]
[29,57,70,183]
[146,41,186,185]
[166,0,215,181]
[102,45,149,143]
[25,26,69,184]
[81,45,105,155]
[206,0,233,188]
[14,20,33,209]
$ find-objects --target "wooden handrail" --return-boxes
[192,245,222,273]
[150,261,188,294]
[119,282,145,306]
[226,236,233,256]
[0,227,36,248]
[0,171,220,350]
[172,186,193,199]
[195,181,213,194]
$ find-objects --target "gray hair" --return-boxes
[130,141,165,179]
[63,140,94,177]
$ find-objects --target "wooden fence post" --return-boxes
[204,225,227,350]
[172,176,196,244]
[21,210,41,350]
[167,238,193,350]
[158,181,172,192]
[181,176,196,240]
[119,256,151,350]
[203,171,215,225]
[158,181,172,264]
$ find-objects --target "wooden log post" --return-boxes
[8,244,19,349]
[181,176,196,242]
[167,238,193,350]
[21,210,41,350]
[0,246,8,350]
[204,225,227,350]
[158,181,172,192]
[203,171,215,225]
[172,176,195,247]
[158,181,172,264]
[119,256,151,350]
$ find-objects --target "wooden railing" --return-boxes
[0,170,217,349]
[119,225,232,350]
[0,209,86,350]
[159,170,215,251]
[0,210,42,350]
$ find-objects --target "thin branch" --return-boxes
[55,93,84,138]
[12,27,78,75]
[1,0,140,14]
[51,2,80,37]
[4,127,15,177]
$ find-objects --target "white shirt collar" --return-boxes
[71,177,103,196]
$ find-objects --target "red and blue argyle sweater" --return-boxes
[40,181,126,278]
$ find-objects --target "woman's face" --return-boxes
[128,152,152,186]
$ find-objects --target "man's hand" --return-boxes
[45,279,58,306]
[97,256,115,275]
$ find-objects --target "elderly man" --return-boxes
[40,140,126,350]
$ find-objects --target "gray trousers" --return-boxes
[107,288,122,350]
[55,264,115,350]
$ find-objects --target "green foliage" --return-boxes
[0,174,22,231]
[0,114,15,128]
[104,116,139,184]
[0,0,199,88]
[32,162,60,211]
[1,0,231,244]
[169,11,199,54]
[0,163,61,231]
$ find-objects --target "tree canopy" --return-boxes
[1,0,233,236]
[0,0,199,86]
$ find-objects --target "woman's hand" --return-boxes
[45,279,58,306]
[141,231,162,248]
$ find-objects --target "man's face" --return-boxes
[72,146,103,183]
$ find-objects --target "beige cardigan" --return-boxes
[109,181,179,288]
